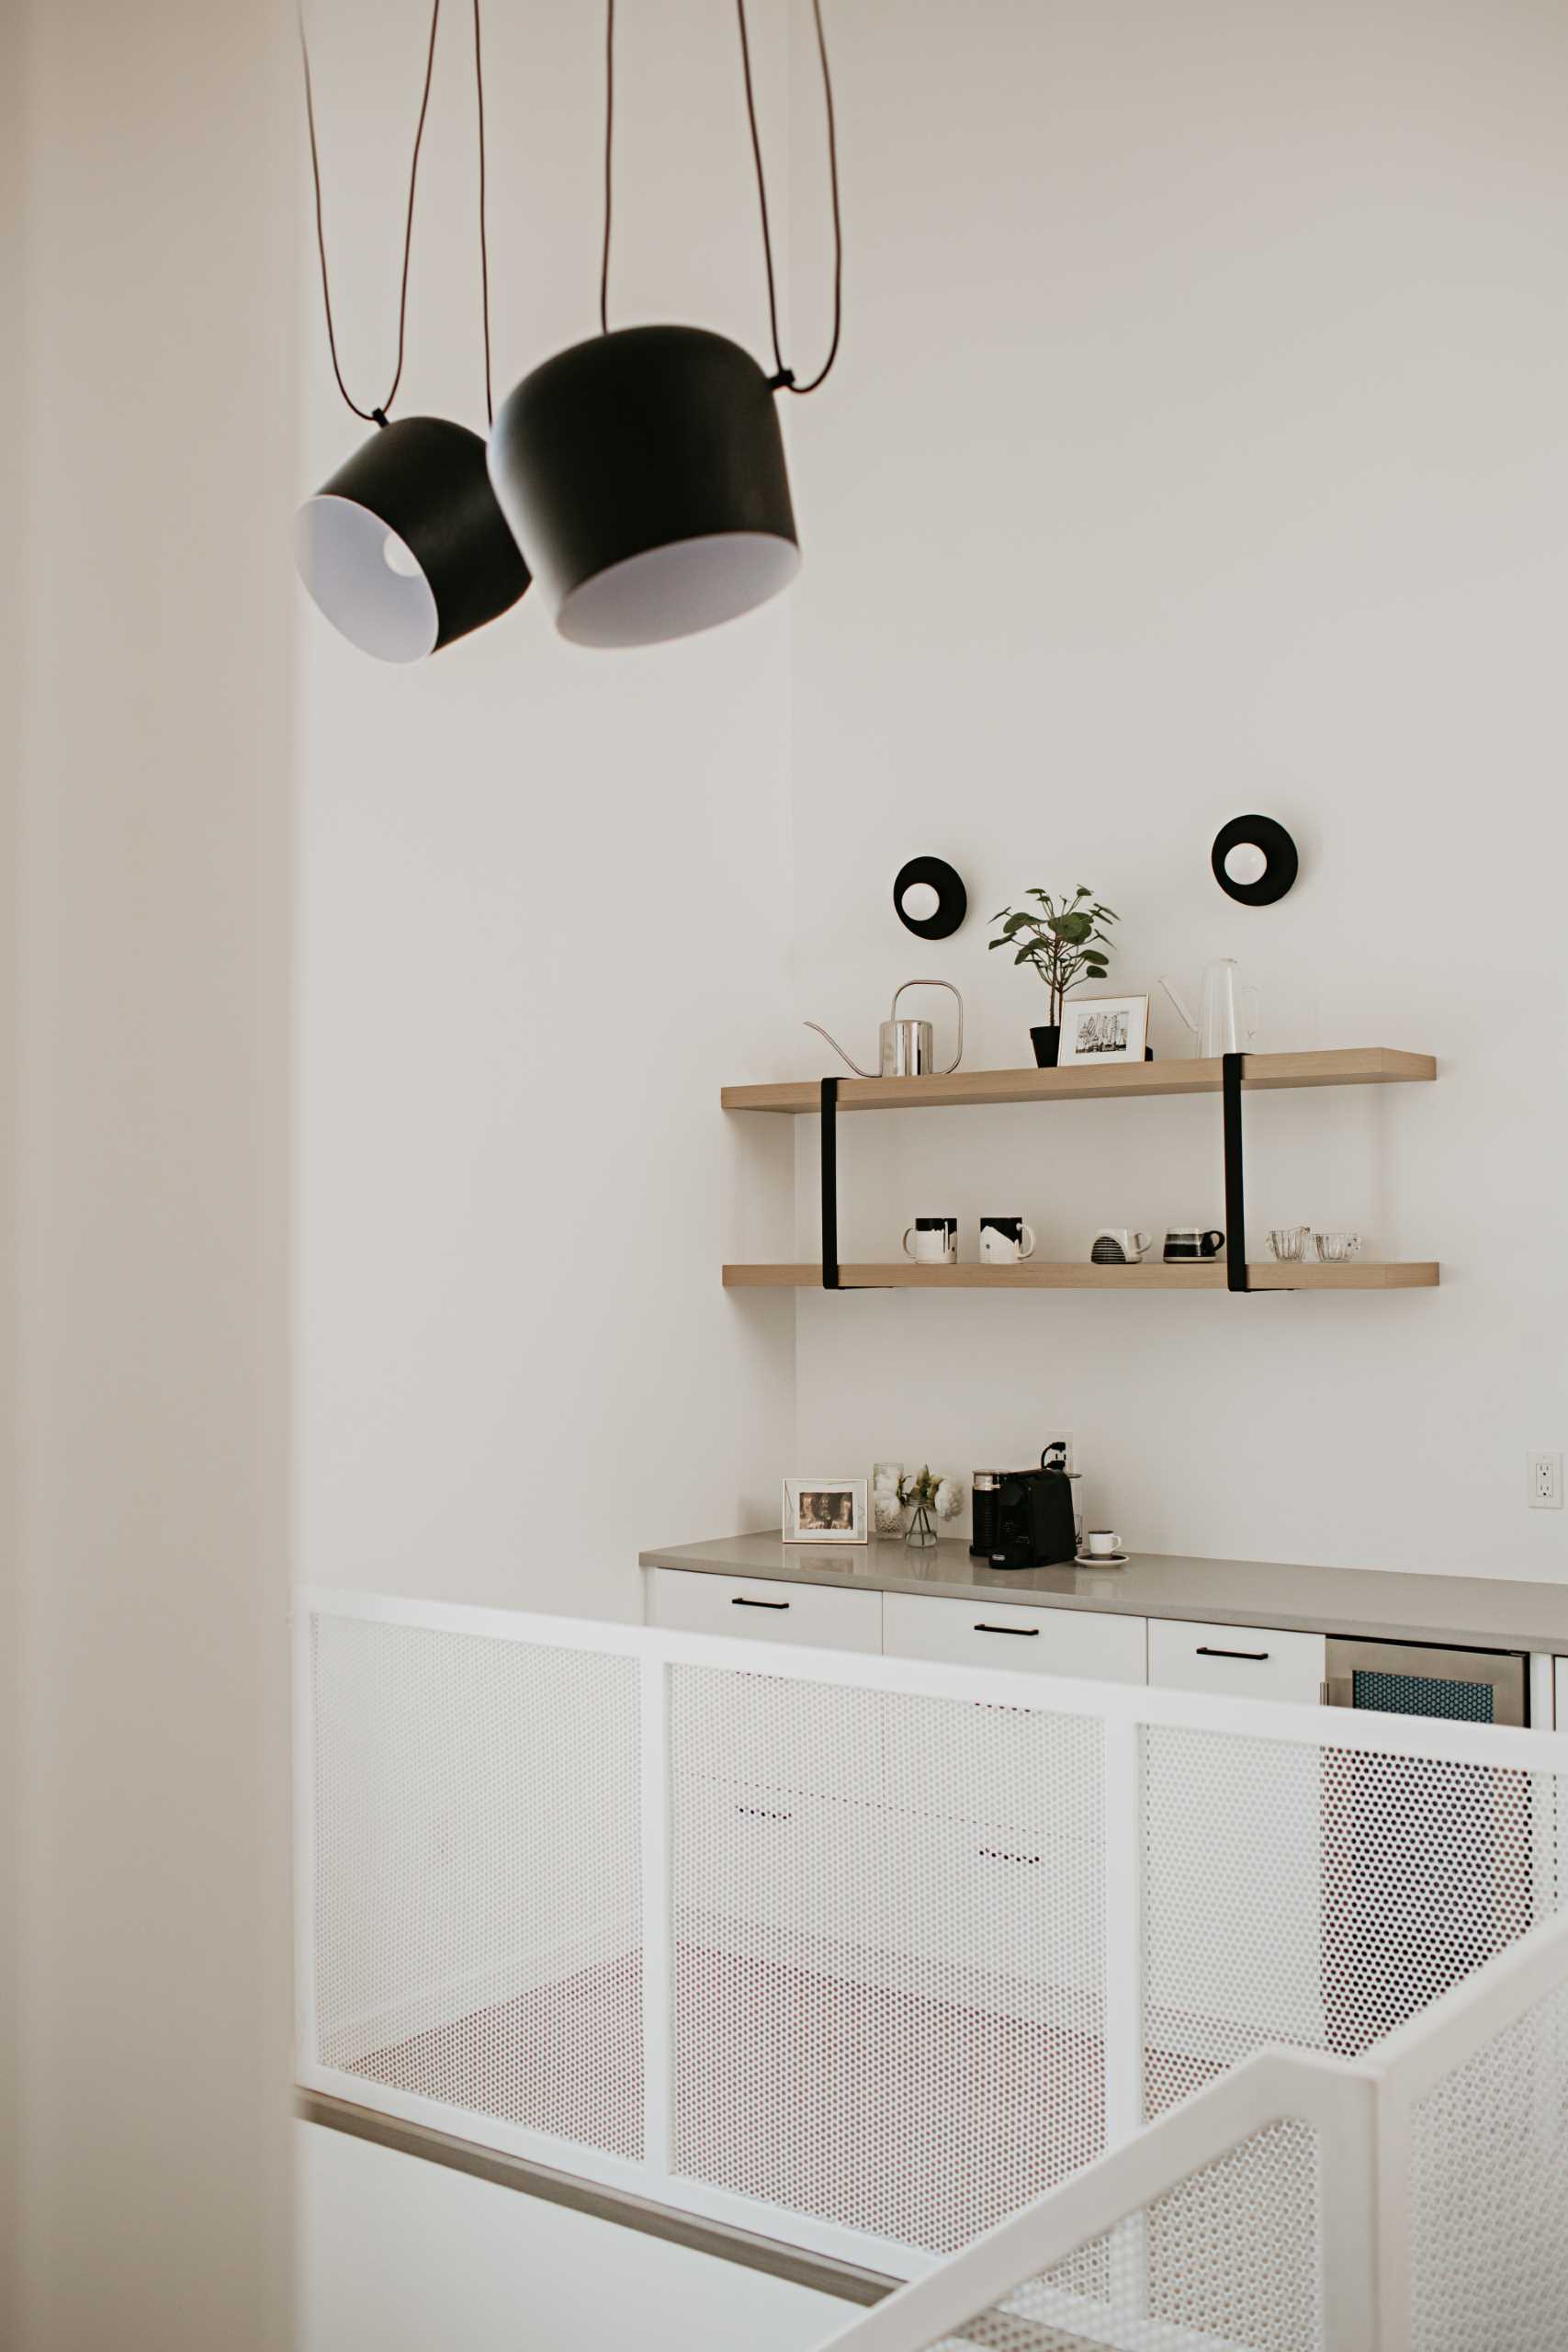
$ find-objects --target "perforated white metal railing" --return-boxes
[294,1590,1568,2290]
[811,1905,1568,2352]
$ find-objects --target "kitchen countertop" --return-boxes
[638,1532,1568,1655]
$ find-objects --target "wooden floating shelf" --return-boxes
[721,1046,1436,1114]
[724,1261,1440,1292]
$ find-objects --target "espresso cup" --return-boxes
[979,1216,1036,1264]
[1164,1227,1224,1261]
[1090,1228,1152,1265]
[902,1216,957,1265]
[1085,1530,1121,1557]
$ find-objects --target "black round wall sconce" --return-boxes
[894,857,968,940]
[1212,815,1299,906]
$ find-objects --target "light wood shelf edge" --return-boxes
[722,1261,1440,1292]
[720,1047,1437,1114]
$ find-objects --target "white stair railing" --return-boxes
[812,1909,1568,2352]
[295,1589,1568,2290]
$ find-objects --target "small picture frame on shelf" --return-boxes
[1057,992,1150,1067]
[783,1477,869,1544]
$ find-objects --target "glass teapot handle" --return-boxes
[892,979,964,1073]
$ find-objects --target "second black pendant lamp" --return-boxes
[294,0,528,662]
[488,0,843,649]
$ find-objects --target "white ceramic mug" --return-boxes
[902,1216,957,1265]
[979,1216,1036,1264]
[1086,1530,1121,1557]
[1090,1228,1152,1265]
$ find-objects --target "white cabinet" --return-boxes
[1148,1618,1325,1705]
[882,1592,1146,1683]
[647,1567,883,1654]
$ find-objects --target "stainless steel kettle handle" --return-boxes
[802,1022,876,1079]
[891,979,964,1074]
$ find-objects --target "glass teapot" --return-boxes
[1159,959,1260,1057]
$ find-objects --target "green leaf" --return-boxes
[1050,912,1094,944]
[1014,946,1039,965]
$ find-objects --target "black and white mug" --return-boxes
[1090,1228,1152,1265]
[902,1216,958,1266]
[979,1216,1037,1264]
[1164,1227,1224,1261]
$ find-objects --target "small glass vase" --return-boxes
[905,1502,938,1549]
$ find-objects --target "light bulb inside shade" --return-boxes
[899,881,942,922]
[1224,841,1269,887]
[294,494,438,663]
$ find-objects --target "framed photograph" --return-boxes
[1057,992,1149,1067]
[782,1477,868,1545]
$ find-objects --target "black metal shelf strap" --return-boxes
[817,1056,1258,1294]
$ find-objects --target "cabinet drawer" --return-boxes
[648,1568,882,1654]
[883,1593,1145,1683]
[1149,1618,1325,1704]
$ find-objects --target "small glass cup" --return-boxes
[1268,1227,1312,1262]
[1314,1230,1363,1264]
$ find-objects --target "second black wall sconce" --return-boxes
[1212,815,1298,906]
[894,857,967,940]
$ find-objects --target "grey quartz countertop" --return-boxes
[638,1532,1568,1655]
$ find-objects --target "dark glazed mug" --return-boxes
[1163,1227,1224,1261]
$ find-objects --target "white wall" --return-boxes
[303,0,1568,1632]
[783,0,1568,1580]
[0,2,25,2335]
[12,3,296,2345]
[296,2122,846,2352]
[299,0,797,1617]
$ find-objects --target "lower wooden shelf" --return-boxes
[723,1261,1439,1292]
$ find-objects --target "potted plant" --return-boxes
[989,886,1119,1066]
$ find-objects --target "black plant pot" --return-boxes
[1031,1024,1061,1069]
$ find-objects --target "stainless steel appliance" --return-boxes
[1324,1636,1528,1726]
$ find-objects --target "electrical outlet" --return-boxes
[1529,1452,1562,1510]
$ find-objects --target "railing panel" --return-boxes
[667,1666,1106,2252]
[1408,1969,1568,2352]
[304,1609,644,2160]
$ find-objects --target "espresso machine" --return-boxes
[972,1445,1079,1569]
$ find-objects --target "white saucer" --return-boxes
[1075,1551,1129,1567]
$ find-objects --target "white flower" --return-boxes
[935,1478,964,1521]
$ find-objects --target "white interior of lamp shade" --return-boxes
[555,532,801,650]
[1224,840,1269,886]
[294,495,439,663]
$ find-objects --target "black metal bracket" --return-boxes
[822,1058,1254,1295]
[1222,1052,1250,1293]
[820,1077,841,1288]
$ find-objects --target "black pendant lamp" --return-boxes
[293,1,528,662]
[488,0,842,650]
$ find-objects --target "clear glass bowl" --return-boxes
[1267,1227,1312,1262]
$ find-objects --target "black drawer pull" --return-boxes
[1195,1645,1270,1661]
[731,1596,790,1611]
[975,1622,1040,1637]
